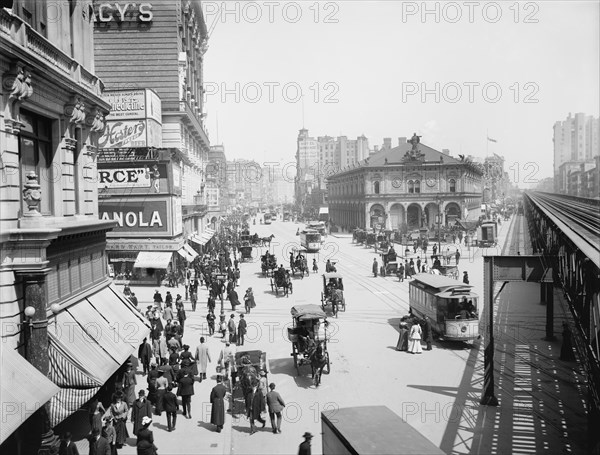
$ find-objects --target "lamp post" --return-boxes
[436,197,442,254]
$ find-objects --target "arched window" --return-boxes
[449,179,456,192]
[408,180,414,193]
[374,181,380,194]
[414,180,421,193]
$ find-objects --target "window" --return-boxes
[449,179,456,192]
[374,181,380,194]
[408,180,414,193]
[414,180,421,193]
[19,110,54,216]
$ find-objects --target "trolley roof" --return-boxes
[291,304,327,320]
[410,273,474,291]
[322,273,343,279]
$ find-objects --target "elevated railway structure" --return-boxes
[524,191,600,451]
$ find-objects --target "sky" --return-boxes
[201,1,599,187]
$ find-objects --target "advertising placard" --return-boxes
[104,89,162,122]
[98,119,162,148]
[100,198,170,234]
[98,163,168,193]
[173,198,182,235]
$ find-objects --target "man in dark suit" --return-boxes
[88,428,110,455]
[266,383,285,434]
[138,338,152,375]
[177,371,195,419]
[131,389,153,436]
[163,385,179,431]
[237,314,247,346]
[210,376,227,432]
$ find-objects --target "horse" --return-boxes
[309,342,328,387]
[261,234,275,247]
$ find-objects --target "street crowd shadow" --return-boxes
[267,357,296,377]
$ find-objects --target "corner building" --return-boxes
[326,138,483,231]
[0,2,149,453]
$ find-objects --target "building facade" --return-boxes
[206,144,228,220]
[93,0,211,241]
[553,113,600,191]
[1,2,148,453]
[326,136,483,232]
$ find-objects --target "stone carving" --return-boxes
[22,171,42,217]
[3,65,33,122]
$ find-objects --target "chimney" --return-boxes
[398,137,407,146]
[383,138,391,149]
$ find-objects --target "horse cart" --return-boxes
[288,305,330,386]
[234,350,269,403]
[353,229,367,245]
[321,273,346,316]
[291,248,309,278]
[261,252,277,277]
[379,246,398,277]
[270,268,293,296]
[238,243,253,262]
[430,264,460,280]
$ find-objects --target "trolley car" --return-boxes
[477,220,498,247]
[300,229,322,252]
[409,273,479,343]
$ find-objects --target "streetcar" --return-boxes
[264,212,272,224]
[283,211,291,222]
[306,220,327,238]
[300,229,322,252]
[409,273,479,343]
[477,220,498,247]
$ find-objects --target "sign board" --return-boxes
[100,198,170,235]
[106,241,183,252]
[173,198,182,235]
[98,119,162,148]
[98,163,169,194]
[104,89,161,122]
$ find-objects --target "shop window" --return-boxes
[374,181,380,194]
[19,110,54,216]
[449,179,456,192]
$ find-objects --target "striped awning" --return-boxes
[47,284,150,427]
[182,242,199,260]
[0,348,60,445]
[190,228,215,246]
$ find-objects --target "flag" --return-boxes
[487,137,498,143]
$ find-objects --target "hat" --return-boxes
[464,271,468,274]
[142,416,152,426]
[303,432,313,439]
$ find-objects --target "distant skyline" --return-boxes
[202,1,599,187]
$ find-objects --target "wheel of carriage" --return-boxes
[341,297,346,312]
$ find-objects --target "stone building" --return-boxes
[326,135,484,232]
[1,2,148,453]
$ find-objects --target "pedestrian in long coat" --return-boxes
[138,338,152,376]
[229,288,241,311]
[372,258,378,277]
[244,288,255,313]
[396,322,410,351]
[107,392,129,448]
[153,336,168,365]
[228,314,237,343]
[195,337,211,380]
[123,364,137,408]
[408,321,423,354]
[131,390,153,436]
[422,317,433,351]
[210,377,227,432]
[251,387,266,432]
[238,314,247,346]
[455,250,461,265]
[136,417,157,455]
[463,271,470,284]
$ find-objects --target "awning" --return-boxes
[189,234,206,246]
[1,348,60,445]
[182,243,199,261]
[47,284,150,426]
[134,251,173,269]
[177,247,195,262]
[189,229,215,246]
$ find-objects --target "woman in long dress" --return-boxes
[108,391,129,448]
[408,321,423,354]
[89,398,106,435]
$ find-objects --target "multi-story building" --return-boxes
[206,144,228,221]
[0,2,149,453]
[553,113,600,190]
[326,135,483,231]
[93,0,211,243]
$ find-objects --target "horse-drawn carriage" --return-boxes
[365,232,376,247]
[379,246,399,276]
[270,268,293,296]
[238,242,253,262]
[321,273,346,317]
[261,252,277,277]
[291,248,309,278]
[235,350,269,401]
[375,233,388,251]
[288,305,330,386]
[353,229,367,245]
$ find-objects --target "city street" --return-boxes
[112,216,490,455]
